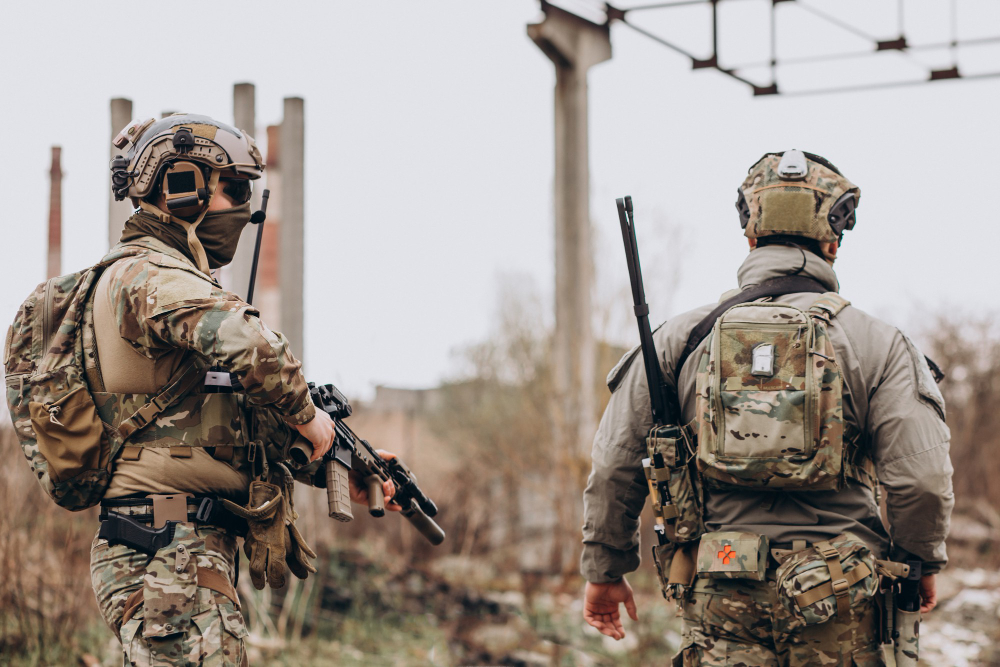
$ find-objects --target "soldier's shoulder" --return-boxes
[108,251,219,317]
[827,298,902,349]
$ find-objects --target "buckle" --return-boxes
[195,497,215,523]
[832,578,850,597]
[817,545,840,561]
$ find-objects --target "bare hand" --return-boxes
[584,579,638,640]
[919,574,937,613]
[291,411,335,462]
[348,449,402,512]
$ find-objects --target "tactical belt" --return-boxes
[99,495,248,548]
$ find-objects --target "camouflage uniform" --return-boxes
[92,524,247,667]
[88,233,316,666]
[677,578,884,666]
[582,245,954,665]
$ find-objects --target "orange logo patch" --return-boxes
[717,544,735,565]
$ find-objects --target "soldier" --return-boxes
[580,151,953,665]
[84,114,399,666]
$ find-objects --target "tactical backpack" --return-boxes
[3,250,203,511]
[693,292,857,491]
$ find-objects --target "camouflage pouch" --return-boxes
[646,423,704,544]
[141,523,200,638]
[694,293,850,491]
[696,531,768,581]
[775,532,879,626]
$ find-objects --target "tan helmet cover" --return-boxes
[740,150,860,245]
[111,113,264,203]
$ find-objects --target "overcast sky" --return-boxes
[1,1,996,398]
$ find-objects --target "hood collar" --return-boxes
[736,244,840,293]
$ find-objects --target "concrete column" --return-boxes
[257,125,283,331]
[226,82,260,298]
[280,98,305,362]
[47,146,63,279]
[108,98,134,249]
[528,2,611,572]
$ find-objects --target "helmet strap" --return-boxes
[138,168,220,274]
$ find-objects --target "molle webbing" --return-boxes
[113,365,207,441]
[676,276,829,377]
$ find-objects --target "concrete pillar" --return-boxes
[108,98,134,249]
[528,2,611,572]
[226,82,260,298]
[279,98,305,361]
[257,125,283,331]
[47,146,63,279]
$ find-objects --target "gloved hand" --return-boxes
[285,522,318,580]
[225,480,287,590]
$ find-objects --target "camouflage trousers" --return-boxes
[674,576,886,666]
[91,522,248,666]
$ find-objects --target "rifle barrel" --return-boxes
[616,196,674,426]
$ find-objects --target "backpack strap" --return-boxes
[809,292,851,319]
[676,276,830,377]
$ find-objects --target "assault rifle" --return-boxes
[616,196,690,549]
[289,383,445,546]
[616,196,675,427]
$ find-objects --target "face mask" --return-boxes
[196,202,252,269]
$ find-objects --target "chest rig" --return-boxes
[84,253,248,467]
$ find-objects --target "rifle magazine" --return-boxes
[326,460,354,522]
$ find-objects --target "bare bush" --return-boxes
[922,314,1000,511]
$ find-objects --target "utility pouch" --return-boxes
[646,423,704,543]
[696,531,768,581]
[893,607,920,666]
[775,532,878,626]
[652,540,698,600]
[141,523,199,638]
[28,382,107,484]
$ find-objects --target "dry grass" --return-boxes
[0,428,106,665]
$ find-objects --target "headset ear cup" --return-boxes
[827,192,857,237]
[736,189,751,229]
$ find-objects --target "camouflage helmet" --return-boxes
[110,113,264,207]
[736,150,860,246]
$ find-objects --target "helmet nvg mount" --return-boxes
[109,113,265,272]
[736,149,860,250]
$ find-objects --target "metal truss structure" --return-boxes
[548,0,1000,96]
